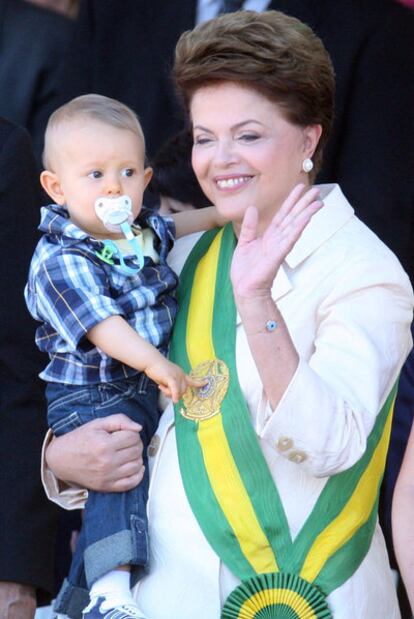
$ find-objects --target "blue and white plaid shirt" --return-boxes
[25,204,178,384]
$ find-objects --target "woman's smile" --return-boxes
[214,174,254,191]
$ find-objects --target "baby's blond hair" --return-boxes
[43,94,145,170]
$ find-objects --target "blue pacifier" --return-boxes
[94,195,144,275]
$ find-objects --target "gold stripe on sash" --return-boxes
[186,230,223,364]
[239,589,318,618]
[300,398,395,582]
[198,415,278,573]
[186,228,278,573]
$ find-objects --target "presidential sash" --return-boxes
[170,225,397,618]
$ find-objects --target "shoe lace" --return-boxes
[118,604,146,618]
[94,600,145,619]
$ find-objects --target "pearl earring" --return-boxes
[302,158,314,173]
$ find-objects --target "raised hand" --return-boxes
[230,184,323,299]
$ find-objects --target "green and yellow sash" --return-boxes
[170,225,397,619]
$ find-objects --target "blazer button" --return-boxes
[277,436,293,452]
[288,450,307,464]
[148,434,160,458]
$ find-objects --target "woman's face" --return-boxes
[191,82,321,234]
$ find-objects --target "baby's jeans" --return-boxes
[47,375,159,619]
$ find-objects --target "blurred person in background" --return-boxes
[25,0,78,18]
[0,118,58,618]
[0,0,74,167]
[0,4,82,611]
[150,129,211,215]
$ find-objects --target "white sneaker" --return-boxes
[82,596,148,618]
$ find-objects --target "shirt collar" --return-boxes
[196,0,270,24]
[39,204,90,244]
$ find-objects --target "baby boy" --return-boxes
[25,94,221,619]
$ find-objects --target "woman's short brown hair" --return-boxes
[173,10,335,175]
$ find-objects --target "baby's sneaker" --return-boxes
[82,596,148,618]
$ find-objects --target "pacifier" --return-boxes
[94,195,144,274]
[94,195,134,232]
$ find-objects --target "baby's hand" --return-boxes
[146,358,205,403]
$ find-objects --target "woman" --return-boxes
[43,10,413,619]
[392,417,414,613]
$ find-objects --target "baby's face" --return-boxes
[46,118,152,239]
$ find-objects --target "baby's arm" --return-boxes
[87,315,202,402]
[171,206,227,238]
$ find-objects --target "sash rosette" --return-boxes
[170,225,397,619]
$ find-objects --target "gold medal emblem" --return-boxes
[181,359,229,421]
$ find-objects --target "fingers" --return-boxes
[281,197,323,239]
[109,429,143,454]
[285,185,321,223]
[160,369,197,403]
[186,375,207,387]
[170,385,180,403]
[157,368,207,404]
[110,453,144,480]
[268,183,305,229]
[176,373,205,401]
[247,185,321,269]
[87,439,144,492]
[162,376,180,403]
[268,199,323,260]
[267,185,322,245]
[91,413,142,434]
[274,184,320,226]
[95,465,145,493]
[238,206,259,246]
[111,467,146,493]
[46,416,145,491]
[159,384,172,398]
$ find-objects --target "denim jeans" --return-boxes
[47,375,159,619]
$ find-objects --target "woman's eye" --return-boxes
[238,133,259,142]
[88,170,102,179]
[122,168,135,177]
[194,136,212,146]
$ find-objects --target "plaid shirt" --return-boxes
[25,204,178,384]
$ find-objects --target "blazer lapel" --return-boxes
[285,184,354,269]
